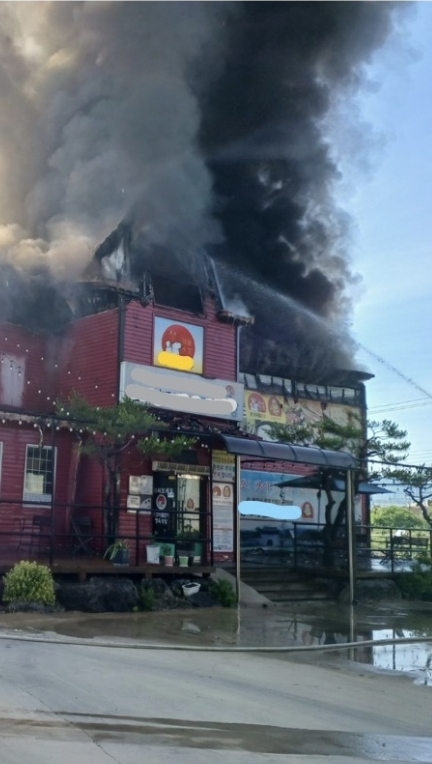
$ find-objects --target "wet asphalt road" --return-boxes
[0,632,431,763]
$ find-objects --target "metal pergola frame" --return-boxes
[217,435,358,605]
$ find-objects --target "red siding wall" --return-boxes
[56,309,119,406]
[0,313,120,413]
[0,323,56,411]
[123,301,153,366]
[0,424,73,540]
[204,298,237,380]
[123,297,237,381]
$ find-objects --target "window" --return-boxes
[152,274,204,314]
[23,446,55,504]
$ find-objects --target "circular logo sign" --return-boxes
[156,494,168,510]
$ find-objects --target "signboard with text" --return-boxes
[212,482,234,552]
[212,450,236,483]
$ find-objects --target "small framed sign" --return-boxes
[129,475,153,495]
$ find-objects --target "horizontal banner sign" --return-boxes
[120,362,244,421]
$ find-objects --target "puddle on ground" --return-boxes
[6,711,430,760]
[1,709,431,759]
[1,601,432,684]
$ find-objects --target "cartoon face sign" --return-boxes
[162,324,195,358]
[268,396,283,417]
[154,318,204,374]
[302,501,314,519]
[247,393,266,413]
[156,494,168,510]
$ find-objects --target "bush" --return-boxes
[398,555,432,601]
[3,561,56,606]
[136,585,155,611]
[209,578,236,607]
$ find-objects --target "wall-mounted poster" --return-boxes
[153,317,204,375]
[212,482,234,552]
[244,390,361,440]
[212,450,236,483]
[129,475,153,495]
[126,495,152,511]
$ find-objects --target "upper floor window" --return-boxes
[152,274,203,314]
[23,445,55,504]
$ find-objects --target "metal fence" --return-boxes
[240,521,432,572]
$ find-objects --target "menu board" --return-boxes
[212,451,236,483]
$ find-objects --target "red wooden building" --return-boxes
[0,233,367,576]
[0,245,255,573]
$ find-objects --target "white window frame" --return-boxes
[23,445,57,505]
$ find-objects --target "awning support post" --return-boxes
[346,468,357,605]
[235,454,241,604]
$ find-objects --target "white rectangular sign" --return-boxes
[129,475,153,495]
[120,362,244,421]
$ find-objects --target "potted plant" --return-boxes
[104,539,130,566]
[146,536,161,564]
[160,543,174,566]
[177,525,203,565]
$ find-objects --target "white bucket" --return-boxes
[182,582,201,598]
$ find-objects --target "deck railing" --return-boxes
[0,497,213,568]
[240,521,432,572]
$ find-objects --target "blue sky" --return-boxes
[338,2,432,465]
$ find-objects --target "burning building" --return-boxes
[0,2,405,568]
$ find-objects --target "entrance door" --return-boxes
[152,473,206,539]
[152,473,177,540]
[177,474,205,536]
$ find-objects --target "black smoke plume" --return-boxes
[0,2,409,380]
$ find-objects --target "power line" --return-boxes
[358,343,432,401]
[369,399,432,414]
[368,396,429,411]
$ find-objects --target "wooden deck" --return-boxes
[0,554,215,582]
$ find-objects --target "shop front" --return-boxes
[152,462,210,564]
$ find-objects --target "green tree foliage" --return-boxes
[56,394,196,541]
[388,466,432,529]
[3,561,56,605]
[371,505,428,530]
[268,413,410,477]
[398,555,432,601]
[266,413,410,567]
